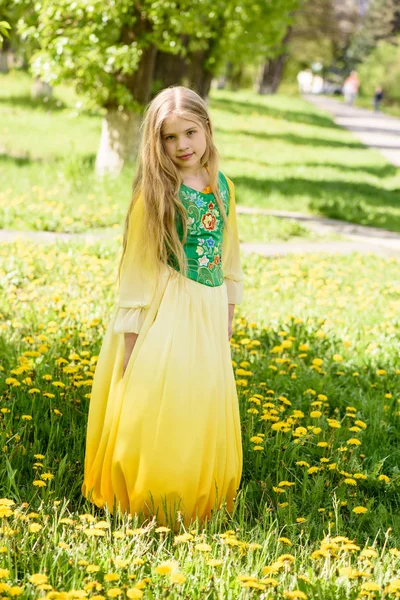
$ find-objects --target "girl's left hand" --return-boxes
[228,303,235,340]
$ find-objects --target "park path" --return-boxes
[304,94,400,167]
[1,212,400,258]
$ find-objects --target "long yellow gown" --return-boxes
[81,173,244,527]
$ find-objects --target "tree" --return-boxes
[346,0,398,66]
[18,0,301,174]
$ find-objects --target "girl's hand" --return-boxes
[228,303,235,341]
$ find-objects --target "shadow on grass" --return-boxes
[234,175,400,231]
[217,126,365,149]
[223,155,398,178]
[0,94,99,117]
[211,96,339,130]
[0,94,68,112]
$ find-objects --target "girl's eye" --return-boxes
[188,130,196,136]
[166,135,175,140]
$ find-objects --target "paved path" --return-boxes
[304,95,400,167]
[1,217,400,258]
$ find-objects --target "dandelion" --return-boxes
[206,559,223,566]
[170,572,187,584]
[195,543,212,552]
[32,480,46,487]
[284,590,307,599]
[126,590,143,599]
[347,438,361,445]
[353,506,368,514]
[378,474,390,483]
[154,561,178,575]
[279,537,292,546]
[29,574,48,585]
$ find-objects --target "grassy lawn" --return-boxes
[0,236,399,598]
[1,70,400,237]
[1,69,399,598]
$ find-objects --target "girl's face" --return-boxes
[161,114,207,173]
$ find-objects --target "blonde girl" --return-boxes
[82,86,244,529]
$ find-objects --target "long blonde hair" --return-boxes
[117,86,227,287]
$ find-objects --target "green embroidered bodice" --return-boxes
[170,172,230,287]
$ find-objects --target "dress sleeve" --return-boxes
[113,193,158,334]
[222,176,244,305]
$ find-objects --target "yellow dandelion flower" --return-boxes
[296,518,306,523]
[333,354,343,362]
[104,574,119,582]
[361,582,380,591]
[310,411,322,418]
[206,559,223,566]
[195,543,212,552]
[40,473,54,480]
[343,478,357,486]
[170,572,186,584]
[107,588,122,598]
[87,565,101,573]
[296,461,310,467]
[29,574,48,585]
[308,467,319,474]
[284,590,307,599]
[353,506,368,514]
[0,569,10,578]
[259,576,279,586]
[378,474,390,483]
[28,523,42,533]
[278,537,292,546]
[9,586,24,596]
[32,480,46,487]
[126,589,143,599]
[347,438,361,445]
[21,415,33,421]
[154,561,178,575]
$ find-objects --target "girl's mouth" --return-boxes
[178,153,193,160]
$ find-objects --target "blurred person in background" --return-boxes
[343,71,360,106]
[373,86,383,112]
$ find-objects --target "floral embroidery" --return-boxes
[173,172,230,287]
[201,212,217,231]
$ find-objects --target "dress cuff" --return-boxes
[224,278,244,305]
[113,307,147,334]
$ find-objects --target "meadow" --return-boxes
[0,71,400,599]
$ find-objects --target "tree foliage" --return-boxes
[18,0,299,110]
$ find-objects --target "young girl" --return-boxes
[82,86,244,529]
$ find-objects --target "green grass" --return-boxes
[1,70,400,237]
[0,70,400,598]
[0,237,399,598]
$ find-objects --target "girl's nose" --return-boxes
[177,137,189,150]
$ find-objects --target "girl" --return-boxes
[82,86,244,529]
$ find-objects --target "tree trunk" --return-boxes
[258,55,287,94]
[95,43,157,175]
[186,51,213,100]
[153,48,188,94]
[95,110,142,176]
[0,38,10,73]
[31,78,53,99]
[258,27,293,95]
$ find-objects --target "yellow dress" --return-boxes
[81,174,244,527]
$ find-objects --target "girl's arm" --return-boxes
[222,177,244,341]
